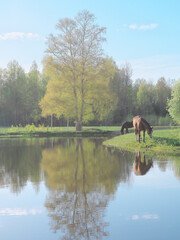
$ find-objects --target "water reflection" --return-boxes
[0,138,180,240]
[41,138,134,240]
[0,139,43,193]
[133,152,153,176]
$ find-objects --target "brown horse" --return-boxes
[133,116,153,142]
[120,121,133,135]
[133,152,153,176]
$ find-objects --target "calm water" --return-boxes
[0,137,180,240]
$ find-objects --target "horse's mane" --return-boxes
[141,117,151,129]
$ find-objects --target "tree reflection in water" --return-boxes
[0,137,180,239]
[41,138,134,240]
[0,139,43,193]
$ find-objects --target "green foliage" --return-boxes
[43,10,116,130]
[8,125,20,133]
[24,124,36,132]
[110,64,133,123]
[0,60,48,126]
[137,80,155,115]
[41,56,116,127]
[167,79,180,124]
[155,77,171,116]
[7,124,50,133]
[0,50,175,127]
[158,115,173,126]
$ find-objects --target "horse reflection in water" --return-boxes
[134,152,153,176]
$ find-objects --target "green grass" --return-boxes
[0,125,179,146]
[0,125,121,137]
[103,128,180,156]
[0,125,121,134]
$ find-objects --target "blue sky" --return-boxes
[1,0,180,81]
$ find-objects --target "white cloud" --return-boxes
[0,32,42,40]
[129,24,138,30]
[0,208,42,216]
[142,214,159,220]
[132,215,139,220]
[139,24,158,30]
[124,24,158,30]
[132,213,159,220]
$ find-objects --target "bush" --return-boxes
[38,124,49,132]
[24,124,36,132]
[158,115,173,126]
[8,125,19,133]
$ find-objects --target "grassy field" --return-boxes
[0,125,178,134]
[0,125,121,133]
[0,125,122,137]
[103,128,180,156]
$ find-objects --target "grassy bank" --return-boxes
[103,128,180,156]
[0,125,179,140]
[0,125,121,138]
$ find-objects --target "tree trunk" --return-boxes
[76,120,82,131]
[51,114,53,129]
[67,116,69,131]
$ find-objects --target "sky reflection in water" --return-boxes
[0,138,180,240]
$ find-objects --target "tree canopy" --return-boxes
[42,10,116,130]
[167,79,180,124]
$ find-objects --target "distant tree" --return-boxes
[154,77,171,116]
[136,80,155,116]
[3,60,27,125]
[110,64,133,123]
[0,61,49,126]
[167,79,180,124]
[25,61,43,123]
[131,78,145,115]
[43,10,115,130]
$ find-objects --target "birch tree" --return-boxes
[44,10,115,130]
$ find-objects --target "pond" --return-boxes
[0,137,180,240]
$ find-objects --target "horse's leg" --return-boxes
[134,128,137,141]
[143,130,145,142]
[138,130,140,143]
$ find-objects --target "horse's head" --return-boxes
[120,130,124,135]
[147,127,153,138]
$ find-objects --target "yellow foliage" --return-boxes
[40,56,116,122]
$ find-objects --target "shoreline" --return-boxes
[0,130,119,138]
[103,128,180,156]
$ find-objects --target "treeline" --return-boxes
[107,64,173,126]
[0,60,48,126]
[0,60,174,127]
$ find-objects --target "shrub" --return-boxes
[24,124,36,132]
[158,115,173,126]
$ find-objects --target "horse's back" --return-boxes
[133,115,141,127]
